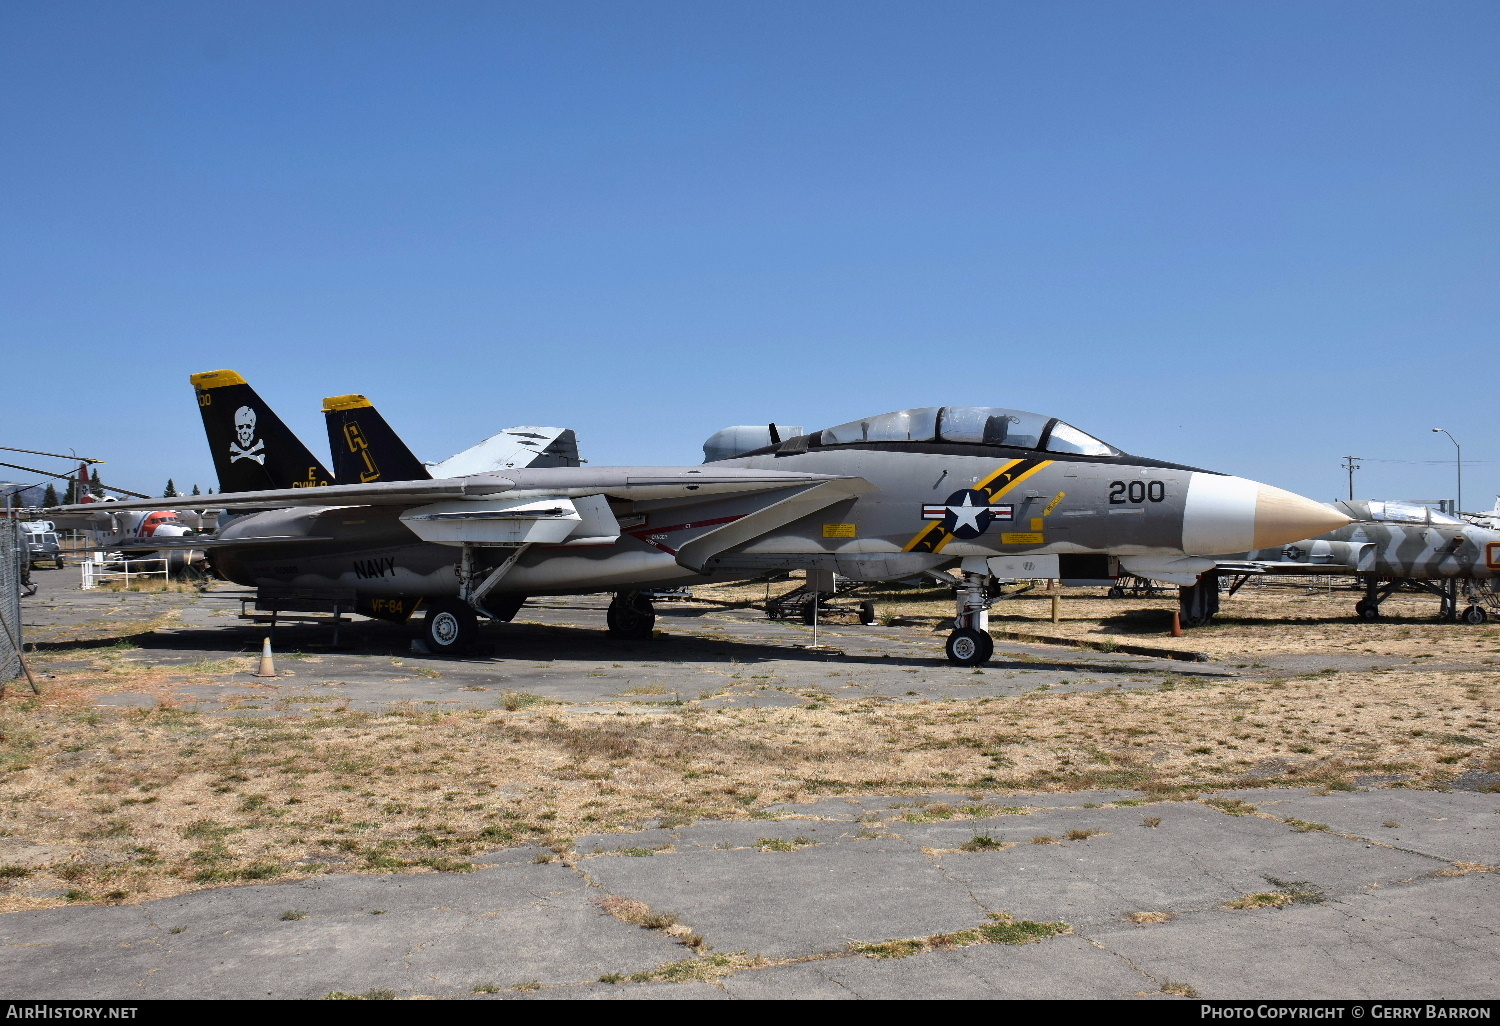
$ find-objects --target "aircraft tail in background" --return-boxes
[190,370,334,493]
[321,394,432,485]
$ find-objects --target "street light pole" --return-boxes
[1432,428,1462,514]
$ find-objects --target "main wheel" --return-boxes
[1461,605,1487,625]
[859,600,876,625]
[607,592,656,639]
[1107,586,1124,599]
[422,598,477,655]
[945,627,994,666]
[1355,600,1380,621]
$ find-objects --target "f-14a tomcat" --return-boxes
[59,371,1349,665]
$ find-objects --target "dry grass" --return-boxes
[1126,910,1176,925]
[2,606,1497,912]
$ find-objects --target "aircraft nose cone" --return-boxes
[1250,484,1351,549]
[1183,474,1351,555]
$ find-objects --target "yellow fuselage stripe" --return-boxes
[903,458,1055,553]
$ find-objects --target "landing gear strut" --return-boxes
[1177,570,1221,629]
[945,569,994,666]
[607,590,656,639]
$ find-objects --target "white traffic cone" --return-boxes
[253,636,277,678]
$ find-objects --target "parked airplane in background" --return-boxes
[1201,499,1500,626]
[321,393,581,484]
[62,372,1347,665]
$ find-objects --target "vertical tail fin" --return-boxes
[190,370,333,493]
[321,395,432,484]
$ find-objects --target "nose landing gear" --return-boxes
[945,568,995,666]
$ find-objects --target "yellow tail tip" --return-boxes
[322,394,373,412]
[190,369,247,389]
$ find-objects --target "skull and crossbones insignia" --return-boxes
[229,406,266,464]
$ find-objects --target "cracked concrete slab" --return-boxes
[1088,874,1500,999]
[581,843,983,957]
[1227,789,1500,866]
[730,936,1156,999]
[0,863,687,999]
[906,803,1447,926]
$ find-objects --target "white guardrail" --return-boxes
[81,554,169,590]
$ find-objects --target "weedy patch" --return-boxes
[323,989,397,1000]
[279,909,308,921]
[1029,835,1060,845]
[1162,980,1199,998]
[853,915,1071,958]
[960,834,1011,852]
[1126,911,1175,925]
[1225,891,1294,910]
[1436,862,1495,877]
[595,894,681,932]
[1203,798,1258,816]
[500,692,553,712]
[628,952,766,983]
[1261,876,1326,903]
[1064,828,1106,840]
[1142,816,1163,828]
[1284,818,1330,833]
[756,836,815,852]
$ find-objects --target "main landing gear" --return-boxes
[1354,576,1490,625]
[421,597,478,655]
[945,568,995,666]
[607,590,656,640]
[1177,570,1222,629]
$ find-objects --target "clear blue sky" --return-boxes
[3,1,1496,505]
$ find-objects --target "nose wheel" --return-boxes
[945,627,994,667]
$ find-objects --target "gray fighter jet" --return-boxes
[1200,499,1500,626]
[59,373,1347,665]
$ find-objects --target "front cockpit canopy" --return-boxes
[811,406,1120,456]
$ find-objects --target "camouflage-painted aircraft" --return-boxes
[59,373,1347,665]
[1201,499,1500,626]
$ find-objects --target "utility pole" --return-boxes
[1342,456,1362,501]
[1432,429,1462,513]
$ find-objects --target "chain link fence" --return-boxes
[1,518,22,680]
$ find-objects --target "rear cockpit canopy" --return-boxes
[806,406,1119,456]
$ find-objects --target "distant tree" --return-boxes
[191,483,201,496]
[63,478,77,504]
[164,479,178,498]
[89,471,105,499]
[43,483,58,507]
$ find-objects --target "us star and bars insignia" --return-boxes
[921,489,1013,540]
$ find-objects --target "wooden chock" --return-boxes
[253,636,277,678]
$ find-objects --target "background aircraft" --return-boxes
[1195,499,1500,626]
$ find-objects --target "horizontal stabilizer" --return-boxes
[429,427,582,477]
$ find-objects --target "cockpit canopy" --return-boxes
[809,406,1120,457]
[1347,500,1465,526]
